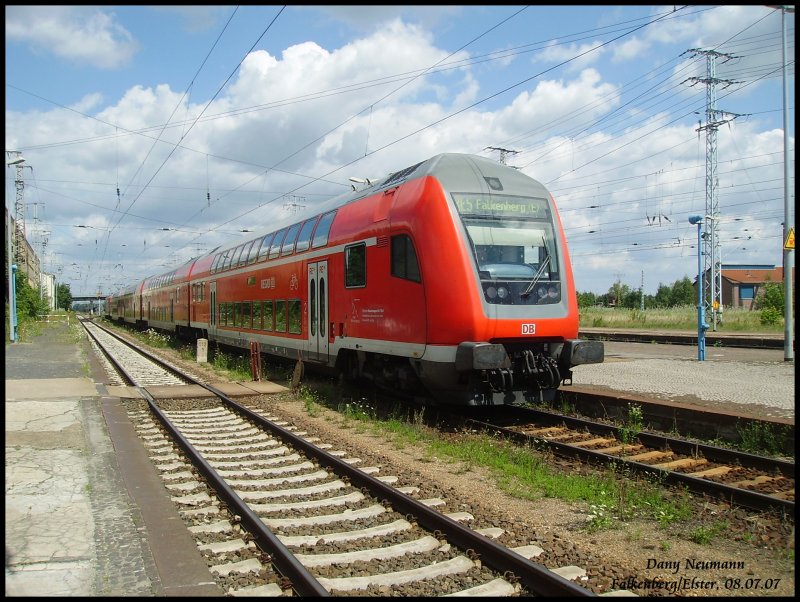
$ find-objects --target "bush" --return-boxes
[759,307,781,326]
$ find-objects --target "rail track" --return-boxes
[450,405,794,514]
[82,318,617,596]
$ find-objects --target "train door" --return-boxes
[209,282,217,337]
[307,261,329,363]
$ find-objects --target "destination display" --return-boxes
[452,193,549,219]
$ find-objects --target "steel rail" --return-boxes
[81,320,329,596]
[456,405,794,513]
[86,319,596,597]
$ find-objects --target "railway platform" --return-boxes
[570,334,794,423]
[579,327,787,349]
[6,319,249,596]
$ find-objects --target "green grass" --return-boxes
[319,397,696,535]
[579,306,784,332]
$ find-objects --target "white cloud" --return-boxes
[5,6,138,69]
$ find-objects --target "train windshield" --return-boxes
[453,193,561,305]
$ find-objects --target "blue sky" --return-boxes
[5,5,795,299]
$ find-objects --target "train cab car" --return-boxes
[323,153,603,405]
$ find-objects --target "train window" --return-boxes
[224,303,232,326]
[247,238,263,264]
[275,300,287,332]
[257,233,274,262]
[222,250,234,271]
[311,210,336,248]
[211,255,219,274]
[237,241,254,267]
[288,299,301,334]
[219,302,226,326]
[345,243,366,288]
[241,301,252,328]
[233,302,241,327]
[294,217,317,253]
[269,228,288,259]
[232,245,245,268]
[391,235,421,282]
[263,300,274,331]
[281,223,302,256]
[309,280,316,336]
[319,281,326,337]
[253,301,263,329]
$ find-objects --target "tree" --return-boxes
[576,291,598,308]
[607,280,631,307]
[653,283,673,308]
[669,276,695,307]
[15,271,48,318]
[621,289,644,309]
[756,280,784,313]
[57,283,72,311]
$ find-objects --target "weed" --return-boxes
[689,520,729,545]
[619,402,643,446]
[736,421,790,456]
[299,386,319,417]
[585,503,615,533]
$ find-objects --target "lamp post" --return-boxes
[689,216,710,360]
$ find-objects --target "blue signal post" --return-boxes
[688,216,710,360]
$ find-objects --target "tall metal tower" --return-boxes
[6,152,29,268]
[485,147,519,166]
[283,195,306,214]
[684,49,742,330]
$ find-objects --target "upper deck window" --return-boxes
[237,240,255,267]
[281,223,302,256]
[246,238,262,264]
[222,249,235,271]
[312,210,336,249]
[257,233,275,262]
[269,228,288,259]
[294,217,318,253]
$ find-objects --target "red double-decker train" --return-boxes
[106,153,603,405]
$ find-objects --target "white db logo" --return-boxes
[522,323,536,335]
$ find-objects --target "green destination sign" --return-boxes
[452,193,548,218]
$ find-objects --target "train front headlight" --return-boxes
[486,286,497,299]
[497,286,509,299]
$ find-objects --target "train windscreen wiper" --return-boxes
[521,238,551,298]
